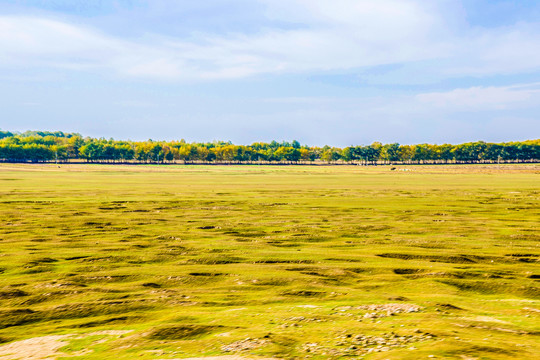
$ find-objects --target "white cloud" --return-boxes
[0,1,539,81]
[1,17,115,59]
[416,83,540,110]
[258,83,540,127]
[443,23,540,77]
[0,16,189,79]
[249,83,540,144]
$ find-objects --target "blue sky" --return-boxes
[1,0,539,146]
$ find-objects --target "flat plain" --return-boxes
[0,163,538,359]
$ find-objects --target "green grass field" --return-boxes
[0,163,538,359]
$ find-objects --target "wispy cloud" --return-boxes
[1,0,539,82]
[416,83,540,110]
[251,83,540,144]
[260,83,540,120]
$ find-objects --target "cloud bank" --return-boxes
[1,0,538,145]
[1,0,539,81]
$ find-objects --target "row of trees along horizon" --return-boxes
[0,131,539,164]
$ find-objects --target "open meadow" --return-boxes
[0,163,538,360]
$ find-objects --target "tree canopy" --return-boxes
[0,131,538,164]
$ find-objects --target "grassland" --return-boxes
[0,163,538,359]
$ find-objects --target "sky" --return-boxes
[1,0,539,146]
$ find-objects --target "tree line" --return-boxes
[0,130,538,164]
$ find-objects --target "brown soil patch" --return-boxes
[0,330,132,360]
[0,335,70,360]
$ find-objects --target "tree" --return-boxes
[150,144,164,162]
[398,145,413,163]
[341,147,353,163]
[412,144,432,163]
[365,142,382,164]
[321,147,341,163]
[0,130,538,165]
[436,144,453,163]
[381,143,400,163]
[67,136,84,159]
[80,142,104,162]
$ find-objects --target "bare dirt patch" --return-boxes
[0,335,70,360]
[0,331,132,360]
[221,338,269,352]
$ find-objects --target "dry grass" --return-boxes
[0,163,538,359]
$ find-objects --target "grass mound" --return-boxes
[147,325,223,340]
